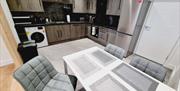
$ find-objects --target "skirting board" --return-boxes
[0,59,14,67]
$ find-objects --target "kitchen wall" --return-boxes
[0,0,20,44]
[165,38,180,69]
[0,34,13,67]
[166,38,180,90]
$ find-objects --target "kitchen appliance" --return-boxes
[25,26,48,48]
[111,0,148,56]
[105,15,120,29]
[91,26,99,38]
[66,15,71,22]
[13,16,32,25]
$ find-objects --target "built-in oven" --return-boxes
[105,15,120,29]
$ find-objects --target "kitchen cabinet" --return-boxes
[72,0,88,13]
[87,0,97,14]
[70,24,86,39]
[114,32,132,55]
[98,27,108,45]
[106,0,121,15]
[45,26,59,43]
[7,0,44,12]
[42,0,72,4]
[45,25,71,43]
[107,29,116,44]
[59,25,71,40]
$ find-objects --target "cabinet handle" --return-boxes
[73,0,75,9]
[39,0,43,10]
[57,31,60,38]
[118,0,121,10]
[16,0,20,8]
[60,31,62,38]
[87,0,89,10]
[107,0,109,9]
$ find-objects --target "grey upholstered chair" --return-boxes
[13,56,77,91]
[129,56,149,71]
[104,43,125,60]
[130,55,167,82]
[145,62,167,82]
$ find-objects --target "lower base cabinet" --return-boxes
[70,24,86,39]
[45,24,86,44]
[98,27,108,45]
[45,25,71,44]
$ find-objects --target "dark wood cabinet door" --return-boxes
[70,24,82,39]
[59,25,71,40]
[80,24,86,37]
[7,0,44,11]
[64,25,70,40]
[45,26,59,43]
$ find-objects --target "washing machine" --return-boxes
[25,26,48,48]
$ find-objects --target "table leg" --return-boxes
[64,61,68,74]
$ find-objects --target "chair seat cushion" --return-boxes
[130,56,149,71]
[43,73,74,91]
[145,62,167,82]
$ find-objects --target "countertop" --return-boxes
[14,21,118,30]
[15,21,92,27]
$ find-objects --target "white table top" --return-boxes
[63,47,175,91]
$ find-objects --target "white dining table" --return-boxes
[63,47,175,91]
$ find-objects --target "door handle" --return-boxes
[144,25,151,31]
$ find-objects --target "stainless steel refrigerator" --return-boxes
[115,0,151,57]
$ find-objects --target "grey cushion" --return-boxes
[14,56,75,91]
[104,44,125,60]
[145,62,167,82]
[130,56,149,71]
[43,73,74,91]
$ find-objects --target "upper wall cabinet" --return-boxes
[72,0,96,13]
[72,0,88,13]
[7,0,44,12]
[87,0,97,14]
[106,0,121,15]
[42,0,72,4]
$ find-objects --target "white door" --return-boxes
[135,1,180,64]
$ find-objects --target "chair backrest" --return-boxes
[130,55,167,82]
[13,56,58,91]
[104,44,125,60]
[130,56,149,71]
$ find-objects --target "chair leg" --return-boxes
[64,61,68,74]
[68,75,78,90]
